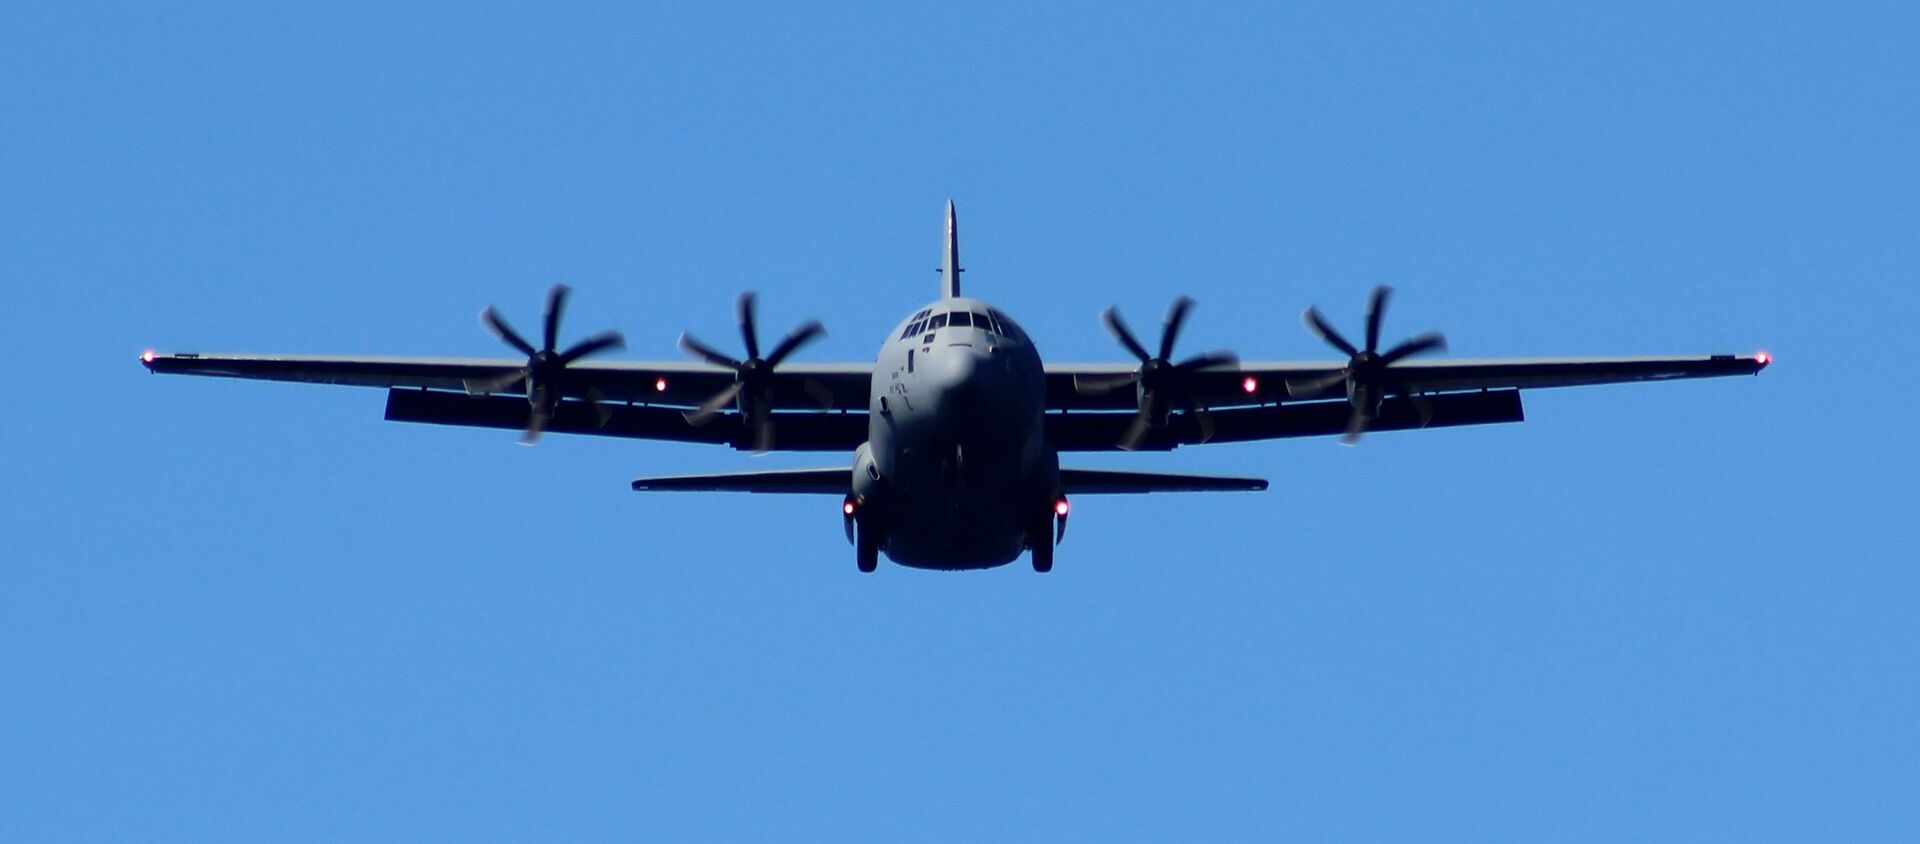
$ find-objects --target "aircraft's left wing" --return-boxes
[140,352,874,450]
[1046,353,1769,412]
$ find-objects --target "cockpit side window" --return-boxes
[989,309,1024,342]
[972,311,994,334]
[927,313,948,331]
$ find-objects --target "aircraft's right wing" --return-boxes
[143,353,874,410]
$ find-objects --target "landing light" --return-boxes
[655,377,668,392]
[843,500,857,516]
[1054,499,1070,517]
[1242,376,1258,394]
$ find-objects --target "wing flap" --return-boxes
[1047,390,1524,450]
[383,389,866,451]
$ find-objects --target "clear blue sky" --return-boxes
[4,3,1915,839]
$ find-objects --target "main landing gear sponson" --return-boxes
[1030,514,1054,573]
[856,521,881,573]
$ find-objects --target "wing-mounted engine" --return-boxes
[1074,296,1238,450]
[1288,285,1448,445]
[469,284,626,443]
[678,291,830,453]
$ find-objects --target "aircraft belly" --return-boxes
[877,440,1036,569]
[882,480,1028,569]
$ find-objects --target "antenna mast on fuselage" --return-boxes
[941,199,962,299]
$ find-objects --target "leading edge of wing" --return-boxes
[631,468,852,493]
[1059,468,1267,493]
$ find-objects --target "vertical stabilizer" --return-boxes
[941,200,961,299]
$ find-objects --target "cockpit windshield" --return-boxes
[899,307,1027,343]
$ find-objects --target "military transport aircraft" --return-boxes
[141,202,1769,572]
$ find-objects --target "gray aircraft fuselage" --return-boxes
[850,296,1057,569]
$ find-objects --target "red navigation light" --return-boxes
[1755,351,1771,366]
[1242,376,1258,394]
[141,349,155,364]
[843,500,857,516]
[655,377,669,392]
[1053,499,1070,517]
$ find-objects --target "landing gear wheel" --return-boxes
[1030,520,1054,573]
[856,522,880,573]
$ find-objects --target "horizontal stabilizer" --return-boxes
[1060,468,1267,494]
[631,468,850,494]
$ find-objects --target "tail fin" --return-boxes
[941,200,962,299]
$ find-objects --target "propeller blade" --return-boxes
[1073,372,1140,397]
[1102,307,1153,363]
[1186,401,1218,444]
[736,291,760,361]
[751,412,776,454]
[1285,371,1350,398]
[1117,408,1155,451]
[764,320,826,368]
[1339,409,1369,446]
[678,333,743,369]
[557,330,626,365]
[481,306,538,357]
[1173,350,1239,372]
[464,368,530,396]
[1379,332,1446,366]
[801,378,835,410]
[584,387,613,427]
[684,382,745,426]
[520,383,554,445]
[1159,296,1194,361]
[543,284,570,353]
[1407,392,1436,428]
[1364,285,1391,354]
[1302,306,1359,358]
[519,415,546,445]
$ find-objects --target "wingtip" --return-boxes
[139,349,157,369]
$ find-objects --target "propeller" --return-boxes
[678,291,826,453]
[1077,296,1238,450]
[1287,285,1446,445]
[469,284,626,444]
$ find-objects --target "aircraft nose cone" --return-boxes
[935,349,979,392]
